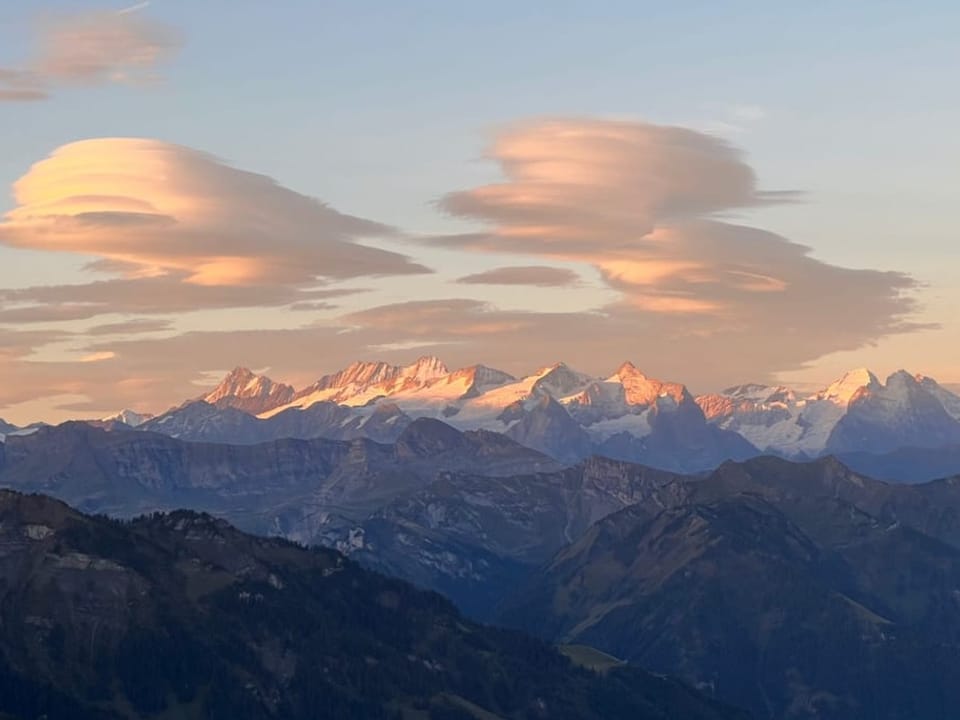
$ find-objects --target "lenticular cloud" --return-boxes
[0,138,427,286]
[436,118,921,337]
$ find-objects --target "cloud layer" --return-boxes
[0,8,182,101]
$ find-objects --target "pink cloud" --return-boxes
[0,138,429,291]
[456,265,580,287]
[0,8,182,101]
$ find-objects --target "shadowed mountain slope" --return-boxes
[0,490,749,720]
[498,457,960,720]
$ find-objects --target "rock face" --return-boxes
[498,456,960,720]
[0,490,749,720]
[202,366,296,415]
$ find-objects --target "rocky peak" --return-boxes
[395,417,467,457]
[311,360,400,392]
[885,369,918,389]
[205,367,254,400]
[613,362,690,407]
[915,374,960,420]
[695,393,736,421]
[447,364,516,399]
[301,357,449,403]
[403,355,449,382]
[101,409,154,427]
[531,362,595,398]
[722,383,795,404]
[204,367,295,414]
[0,418,20,435]
[695,383,797,423]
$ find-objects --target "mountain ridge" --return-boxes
[17,357,960,477]
[497,455,960,720]
[0,488,749,720]
[166,358,960,470]
[140,357,758,473]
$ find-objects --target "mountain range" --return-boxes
[4,419,960,718]
[0,418,556,525]
[0,489,747,720]
[498,456,960,720]
[698,368,960,456]
[41,356,950,478]
[0,421,684,618]
[3,355,960,716]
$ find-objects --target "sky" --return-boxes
[0,0,957,424]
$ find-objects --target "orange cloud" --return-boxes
[442,119,781,251]
[78,351,116,363]
[0,138,429,288]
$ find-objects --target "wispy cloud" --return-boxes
[456,265,580,287]
[86,318,173,336]
[0,6,182,101]
[79,351,117,363]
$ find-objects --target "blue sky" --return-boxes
[0,1,957,421]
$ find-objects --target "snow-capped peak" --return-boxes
[531,362,596,398]
[448,364,514,385]
[311,361,395,395]
[203,367,295,414]
[915,374,960,420]
[402,356,450,383]
[695,366,960,457]
[440,365,516,398]
[355,356,451,399]
[205,368,273,402]
[883,369,920,395]
[102,409,154,427]
[261,356,453,416]
[819,367,881,406]
[720,383,796,404]
[308,357,447,395]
